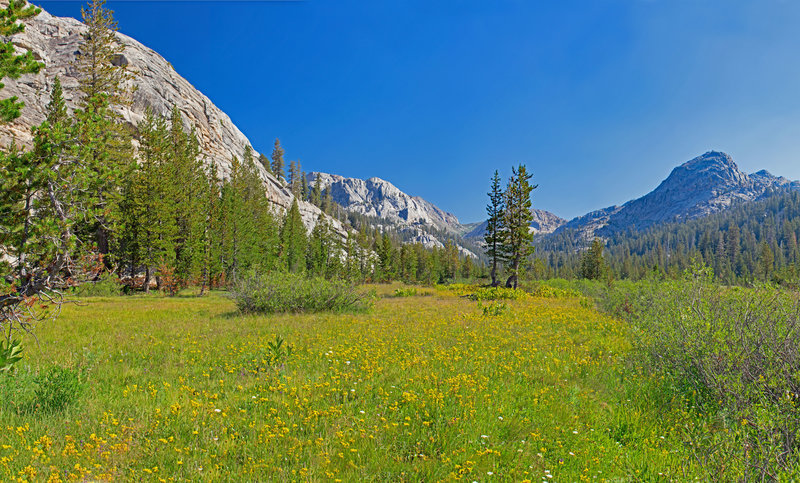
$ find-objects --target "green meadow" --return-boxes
[0,284,745,482]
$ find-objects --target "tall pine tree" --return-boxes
[271,138,285,182]
[280,200,307,272]
[485,170,505,286]
[74,0,135,259]
[502,164,537,288]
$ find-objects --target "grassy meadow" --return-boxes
[0,284,731,481]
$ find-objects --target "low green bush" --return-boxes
[527,283,581,298]
[231,271,375,314]
[478,301,509,317]
[74,272,123,297]
[33,365,83,413]
[435,283,476,297]
[393,287,418,297]
[469,286,528,301]
[591,264,800,476]
[0,364,83,414]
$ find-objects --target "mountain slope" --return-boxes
[555,151,800,239]
[308,172,461,233]
[2,6,333,230]
[307,172,489,257]
[462,209,566,241]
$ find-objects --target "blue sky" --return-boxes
[39,0,800,223]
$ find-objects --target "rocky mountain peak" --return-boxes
[555,151,800,239]
[659,151,749,195]
[308,172,461,232]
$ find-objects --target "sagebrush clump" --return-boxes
[230,271,374,314]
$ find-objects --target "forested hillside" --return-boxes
[539,190,800,284]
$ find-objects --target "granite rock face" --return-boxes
[308,172,461,233]
[1,6,335,233]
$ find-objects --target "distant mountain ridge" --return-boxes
[554,151,800,240]
[461,210,567,242]
[307,172,461,234]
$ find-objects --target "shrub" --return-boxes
[528,283,581,298]
[0,365,83,414]
[436,283,476,297]
[627,264,800,476]
[478,301,509,317]
[393,287,418,297]
[32,365,83,413]
[74,272,123,297]
[231,271,375,314]
[0,339,23,373]
[469,286,528,301]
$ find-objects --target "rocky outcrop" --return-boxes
[307,172,484,257]
[462,209,566,242]
[2,6,336,233]
[555,151,800,239]
[308,172,462,233]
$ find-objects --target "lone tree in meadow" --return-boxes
[485,170,506,287]
[502,164,537,289]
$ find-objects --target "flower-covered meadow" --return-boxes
[0,285,718,481]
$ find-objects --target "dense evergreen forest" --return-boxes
[537,190,800,285]
[74,99,483,292]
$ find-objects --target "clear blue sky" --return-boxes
[38,0,800,223]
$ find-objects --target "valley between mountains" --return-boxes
[4,1,800,480]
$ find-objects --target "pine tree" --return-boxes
[271,138,285,181]
[288,160,302,197]
[310,176,323,206]
[322,187,334,214]
[166,106,204,287]
[76,0,133,108]
[0,0,42,122]
[759,240,774,281]
[258,153,272,174]
[307,214,340,277]
[375,232,394,281]
[485,170,505,286]
[0,70,109,336]
[124,109,175,292]
[280,200,307,272]
[199,164,222,294]
[579,239,606,280]
[444,239,459,281]
[218,148,275,281]
[502,164,537,288]
[74,0,135,259]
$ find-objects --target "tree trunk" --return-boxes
[506,258,519,289]
[144,265,151,294]
[199,263,208,297]
[505,274,517,289]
